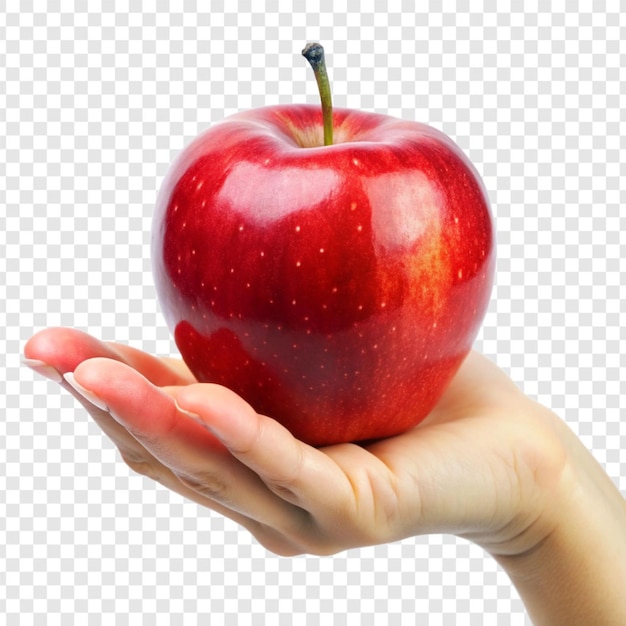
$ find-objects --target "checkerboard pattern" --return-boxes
[2,2,625,624]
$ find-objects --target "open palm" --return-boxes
[24,327,569,557]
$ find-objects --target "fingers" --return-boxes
[23,326,194,386]
[24,328,331,552]
[23,328,192,495]
[58,369,177,496]
[62,360,308,554]
[24,329,238,521]
[23,328,426,555]
[71,357,317,537]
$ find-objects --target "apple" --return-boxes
[151,44,495,446]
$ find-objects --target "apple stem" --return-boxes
[302,42,334,146]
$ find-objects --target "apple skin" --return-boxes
[152,104,495,446]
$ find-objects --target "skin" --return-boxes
[24,327,626,624]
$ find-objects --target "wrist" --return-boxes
[491,415,626,624]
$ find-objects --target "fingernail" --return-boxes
[63,372,109,412]
[21,358,64,383]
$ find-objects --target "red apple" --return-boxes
[152,47,495,446]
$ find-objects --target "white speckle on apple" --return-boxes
[350,202,357,211]
[260,251,265,257]
[458,269,463,279]
[292,299,297,305]
[319,248,325,253]
[357,224,363,232]
[380,301,387,308]
[295,225,301,232]
[352,158,360,166]
[296,260,302,267]
[454,215,459,224]
[196,180,204,191]
[332,286,338,294]
[433,321,438,328]
[239,225,244,231]
[191,249,196,255]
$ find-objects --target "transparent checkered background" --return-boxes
[2,2,625,624]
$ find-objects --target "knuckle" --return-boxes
[174,470,230,502]
[247,519,316,558]
[120,451,162,482]
[268,483,300,501]
[119,446,146,466]
[277,512,341,556]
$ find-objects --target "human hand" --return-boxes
[22,326,572,558]
[23,327,626,623]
